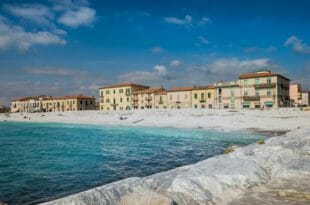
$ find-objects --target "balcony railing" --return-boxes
[199,99,206,103]
[158,101,164,104]
[254,83,276,89]
[243,96,260,101]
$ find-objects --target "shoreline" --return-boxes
[1,109,309,204]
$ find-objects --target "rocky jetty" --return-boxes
[41,126,310,205]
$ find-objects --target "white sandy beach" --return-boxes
[1,109,310,205]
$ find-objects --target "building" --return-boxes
[238,70,290,108]
[192,85,216,109]
[289,83,302,107]
[132,87,166,109]
[99,83,149,111]
[301,91,310,106]
[167,86,194,109]
[11,95,95,113]
[0,105,9,113]
[154,89,168,109]
[215,81,242,109]
[42,95,95,112]
[11,95,51,113]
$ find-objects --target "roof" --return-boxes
[239,71,290,81]
[192,85,215,90]
[99,83,149,89]
[168,86,195,92]
[155,90,167,95]
[13,95,51,101]
[133,87,166,94]
[50,95,95,100]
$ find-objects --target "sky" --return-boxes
[0,0,310,106]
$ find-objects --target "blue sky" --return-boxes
[0,0,310,105]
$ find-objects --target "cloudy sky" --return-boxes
[0,0,310,105]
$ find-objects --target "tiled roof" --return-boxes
[133,87,165,94]
[99,83,149,89]
[155,90,167,95]
[239,72,290,80]
[168,86,195,92]
[49,95,95,100]
[13,95,51,101]
[192,85,215,90]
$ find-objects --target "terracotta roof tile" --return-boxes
[239,72,290,80]
[99,83,149,89]
[133,87,166,94]
[168,86,195,92]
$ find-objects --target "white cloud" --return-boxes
[0,20,66,51]
[3,4,54,26]
[198,36,209,45]
[198,17,211,25]
[153,65,167,76]
[170,60,182,67]
[164,15,192,25]
[284,35,310,54]
[151,46,164,53]
[58,6,96,28]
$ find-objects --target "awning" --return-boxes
[264,101,274,106]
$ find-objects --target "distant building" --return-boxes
[167,86,194,109]
[132,87,166,109]
[99,83,149,110]
[11,95,95,113]
[192,85,216,109]
[0,105,9,113]
[301,91,310,106]
[289,83,302,107]
[238,70,290,108]
[215,81,242,109]
[154,89,168,109]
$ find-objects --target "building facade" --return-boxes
[289,83,302,107]
[132,87,166,109]
[11,95,95,113]
[167,86,193,109]
[214,81,242,109]
[192,86,216,109]
[154,90,168,109]
[99,83,149,111]
[301,91,310,106]
[238,70,290,108]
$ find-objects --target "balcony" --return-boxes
[158,100,164,104]
[145,96,152,101]
[199,99,206,103]
[176,101,181,104]
[125,92,131,96]
[254,83,276,89]
[243,96,260,101]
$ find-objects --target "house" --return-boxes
[214,81,241,109]
[167,86,194,109]
[289,83,302,107]
[132,87,166,109]
[192,85,216,109]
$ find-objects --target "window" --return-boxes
[113,89,116,94]
[194,104,198,109]
[244,80,248,85]
[255,90,259,97]
[90,101,93,105]
[119,89,123,93]
[267,77,271,85]
[267,88,272,96]
[244,91,248,96]
[201,93,204,99]
[100,91,103,96]
[185,94,187,99]
[85,101,88,106]
[218,88,222,95]
[120,98,123,103]
[106,99,110,103]
[255,78,260,85]
[208,93,211,98]
[127,98,129,102]
[231,87,235,96]
[194,93,197,99]
[106,90,110,94]
[231,96,235,103]
[80,100,83,105]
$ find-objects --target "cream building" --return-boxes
[238,70,290,108]
[301,91,310,106]
[192,86,216,109]
[154,90,168,109]
[167,86,193,109]
[11,95,95,113]
[215,81,242,109]
[289,83,302,107]
[99,83,149,111]
[132,87,166,109]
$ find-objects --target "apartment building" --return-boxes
[167,86,194,109]
[289,83,302,107]
[192,85,216,109]
[301,91,310,106]
[11,95,51,113]
[238,70,290,108]
[42,95,95,112]
[11,95,95,113]
[132,87,166,109]
[99,83,149,110]
[215,81,242,109]
[154,90,168,109]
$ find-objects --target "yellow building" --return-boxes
[167,86,194,109]
[11,95,95,113]
[191,85,215,109]
[289,83,302,107]
[132,87,166,109]
[99,83,149,110]
[215,81,242,109]
[239,70,290,108]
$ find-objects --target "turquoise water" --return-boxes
[0,122,266,205]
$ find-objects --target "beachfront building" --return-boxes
[132,87,166,109]
[99,83,149,111]
[11,95,51,113]
[289,83,302,107]
[42,95,95,112]
[167,86,193,109]
[301,91,310,106]
[238,70,290,108]
[192,85,216,109]
[154,89,168,109]
[214,81,242,109]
